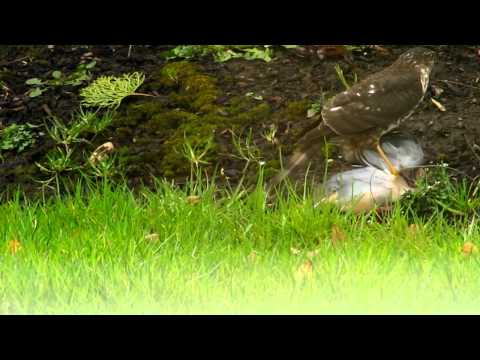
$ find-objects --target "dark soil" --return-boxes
[1,45,480,197]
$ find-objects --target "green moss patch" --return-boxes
[113,61,280,182]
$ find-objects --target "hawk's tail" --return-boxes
[269,122,334,189]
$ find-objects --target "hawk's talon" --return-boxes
[376,142,400,176]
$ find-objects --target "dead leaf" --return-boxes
[144,233,159,242]
[89,142,114,165]
[294,259,314,283]
[186,195,201,205]
[316,45,348,60]
[331,225,347,246]
[462,242,478,255]
[247,251,258,263]
[371,45,391,56]
[431,98,446,112]
[8,239,22,255]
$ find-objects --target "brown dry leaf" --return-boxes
[89,142,115,165]
[294,259,314,283]
[331,225,347,246]
[247,251,258,263]
[431,98,447,112]
[371,45,391,56]
[186,195,201,205]
[144,233,159,242]
[8,239,22,255]
[316,45,348,60]
[462,242,478,256]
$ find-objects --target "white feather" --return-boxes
[322,166,412,213]
[361,134,424,173]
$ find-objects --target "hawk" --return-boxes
[271,47,435,187]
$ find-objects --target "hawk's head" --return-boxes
[396,47,436,70]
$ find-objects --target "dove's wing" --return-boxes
[324,167,396,203]
[360,133,424,173]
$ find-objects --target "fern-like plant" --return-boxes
[80,72,152,109]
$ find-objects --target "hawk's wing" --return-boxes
[321,69,425,135]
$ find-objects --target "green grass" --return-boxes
[1,177,480,315]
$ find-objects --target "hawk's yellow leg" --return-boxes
[376,141,400,176]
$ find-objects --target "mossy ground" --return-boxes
[110,61,313,186]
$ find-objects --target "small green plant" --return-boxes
[307,93,329,118]
[182,135,214,186]
[334,64,358,90]
[215,46,273,62]
[245,92,263,101]
[37,147,76,175]
[84,148,118,180]
[36,109,116,194]
[43,109,113,147]
[79,72,151,109]
[261,125,278,145]
[164,45,298,63]
[0,123,39,153]
[229,128,263,176]
[77,108,114,134]
[36,146,78,195]
[25,61,96,98]
[52,61,96,86]
[45,115,87,146]
[401,166,480,220]
[345,45,371,53]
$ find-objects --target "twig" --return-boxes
[131,92,156,98]
[1,56,29,66]
[437,79,480,90]
[42,104,53,117]
[464,134,480,164]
